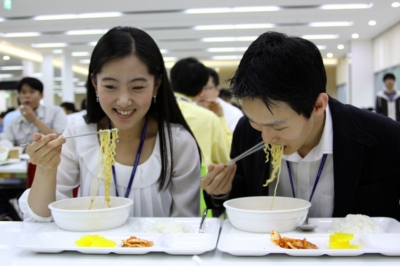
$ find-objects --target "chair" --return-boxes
[27,162,79,197]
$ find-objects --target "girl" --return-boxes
[19,26,201,221]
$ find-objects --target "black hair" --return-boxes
[208,68,219,87]
[219,88,232,99]
[383,73,396,82]
[170,57,209,97]
[17,77,44,94]
[85,26,201,190]
[60,102,77,113]
[230,31,327,119]
[80,98,87,111]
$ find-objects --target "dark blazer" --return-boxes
[205,97,400,221]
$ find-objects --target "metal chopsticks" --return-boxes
[19,128,119,147]
[225,141,265,166]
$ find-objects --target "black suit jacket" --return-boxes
[205,97,400,221]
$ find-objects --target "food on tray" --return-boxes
[262,145,284,209]
[328,214,384,234]
[75,234,116,247]
[145,221,193,233]
[122,236,154,248]
[329,232,359,249]
[270,230,318,249]
[89,128,119,209]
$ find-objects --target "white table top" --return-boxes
[1,221,399,266]
[0,161,27,174]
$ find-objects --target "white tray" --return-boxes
[217,217,400,256]
[17,217,220,255]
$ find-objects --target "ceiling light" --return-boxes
[33,12,123,20]
[207,47,248,52]
[337,44,344,49]
[3,55,10,60]
[195,24,274,30]
[201,36,257,42]
[66,29,108,35]
[184,6,280,14]
[368,20,376,26]
[0,32,41,37]
[320,3,373,9]
[392,2,400,8]
[352,33,359,38]
[76,81,86,86]
[0,18,5,22]
[212,55,242,60]
[0,43,42,62]
[327,53,333,58]
[163,57,177,62]
[0,66,23,70]
[160,49,168,54]
[52,49,63,54]
[301,35,339,40]
[79,59,90,64]
[72,52,91,57]
[32,73,43,77]
[317,45,327,50]
[32,43,67,48]
[88,42,97,46]
[309,21,353,27]
[0,74,13,78]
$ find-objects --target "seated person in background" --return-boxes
[0,107,15,133]
[201,31,400,221]
[60,102,77,114]
[195,68,243,131]
[19,26,201,221]
[375,73,400,122]
[1,77,67,146]
[170,57,231,167]
[219,89,242,110]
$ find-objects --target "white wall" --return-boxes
[373,22,400,72]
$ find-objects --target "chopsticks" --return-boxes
[225,141,265,166]
[19,128,119,147]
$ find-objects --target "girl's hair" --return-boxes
[85,26,201,190]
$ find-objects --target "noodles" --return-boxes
[89,128,118,209]
[262,144,284,210]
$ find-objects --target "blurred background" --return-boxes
[0,0,399,110]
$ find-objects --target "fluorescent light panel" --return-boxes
[33,12,122,20]
[163,57,177,61]
[212,55,242,60]
[66,29,108,35]
[320,3,373,9]
[195,24,274,30]
[32,43,67,48]
[207,47,247,52]
[301,34,339,40]
[185,6,280,14]
[309,21,353,27]
[0,32,41,37]
[0,74,13,78]
[0,66,23,70]
[202,36,257,42]
[72,52,91,57]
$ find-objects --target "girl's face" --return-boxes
[92,54,160,132]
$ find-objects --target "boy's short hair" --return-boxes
[383,73,396,82]
[17,77,44,93]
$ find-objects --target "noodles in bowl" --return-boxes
[48,196,133,231]
[223,196,311,233]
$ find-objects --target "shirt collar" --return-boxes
[174,92,193,103]
[283,104,333,162]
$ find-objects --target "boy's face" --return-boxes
[384,78,395,90]
[241,97,320,156]
[18,84,43,110]
[195,77,219,104]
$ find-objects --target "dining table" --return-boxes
[2,220,399,266]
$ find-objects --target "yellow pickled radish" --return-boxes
[76,234,117,248]
[329,232,359,249]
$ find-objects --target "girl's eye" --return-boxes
[105,85,116,89]
[133,86,144,90]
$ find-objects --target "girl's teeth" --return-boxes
[117,110,133,115]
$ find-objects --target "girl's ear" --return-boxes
[153,74,162,96]
[91,73,98,93]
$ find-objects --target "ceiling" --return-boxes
[0,0,399,84]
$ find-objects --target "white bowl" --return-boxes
[224,196,311,233]
[48,196,133,232]
[0,146,10,161]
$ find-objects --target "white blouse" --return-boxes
[19,116,201,222]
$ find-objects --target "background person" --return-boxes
[375,73,400,121]
[201,31,400,221]
[60,102,77,115]
[1,77,67,147]
[19,26,202,221]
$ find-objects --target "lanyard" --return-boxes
[285,154,328,202]
[108,116,148,198]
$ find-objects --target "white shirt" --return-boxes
[268,105,334,217]
[18,116,201,222]
[217,97,243,131]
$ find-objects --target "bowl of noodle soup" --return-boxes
[224,196,311,233]
[49,196,133,232]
